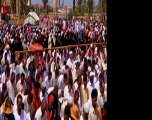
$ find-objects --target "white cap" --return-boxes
[47,87,54,94]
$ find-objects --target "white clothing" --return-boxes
[6,80,16,104]
[20,66,28,78]
[40,91,48,104]
[26,56,34,70]
[3,50,11,64]
[57,74,66,91]
[72,68,80,83]
[64,85,74,99]
[51,61,55,73]
[66,58,75,70]
[23,95,33,114]
[26,112,36,120]
[35,107,47,120]
[14,110,27,120]
[97,91,104,108]
[16,79,27,94]
[0,83,2,93]
[87,81,95,101]
[94,79,100,92]
[44,76,52,91]
[60,101,68,118]
[88,106,100,120]
[51,71,58,86]
[13,93,24,113]
[1,72,7,84]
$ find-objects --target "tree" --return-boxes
[77,0,83,13]
[10,0,16,14]
[20,0,28,15]
[87,0,93,15]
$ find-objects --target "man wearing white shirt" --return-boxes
[87,75,95,101]
[97,82,104,108]
[3,44,11,64]
[35,99,47,120]
[88,89,101,120]
[51,69,59,87]
[7,72,16,104]
[66,51,75,70]
[20,59,28,78]
[60,61,66,74]
[14,94,27,120]
[44,72,52,90]
[40,82,48,104]
[23,93,33,114]
[64,79,74,99]
[17,73,27,94]
[26,54,34,70]
[61,104,72,120]
[1,65,9,84]
[72,62,80,83]
[58,74,67,93]
[26,106,36,120]
[50,57,55,73]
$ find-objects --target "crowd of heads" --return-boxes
[0,16,107,120]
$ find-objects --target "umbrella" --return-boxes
[30,42,43,51]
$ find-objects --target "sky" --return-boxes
[32,0,98,7]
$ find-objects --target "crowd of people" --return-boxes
[0,16,107,120]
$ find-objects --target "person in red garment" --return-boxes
[31,81,41,114]
[47,95,55,120]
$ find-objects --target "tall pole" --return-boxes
[16,0,21,24]
[73,0,75,13]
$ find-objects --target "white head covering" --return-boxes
[47,87,54,94]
